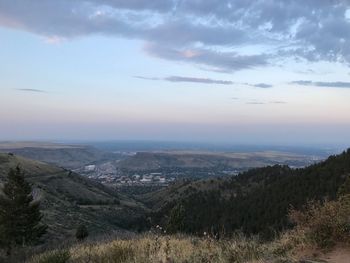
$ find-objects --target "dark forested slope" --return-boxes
[150,149,350,238]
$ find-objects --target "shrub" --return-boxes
[221,235,265,263]
[289,196,350,248]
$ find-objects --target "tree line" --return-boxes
[157,149,350,239]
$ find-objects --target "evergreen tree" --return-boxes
[166,203,186,233]
[75,224,89,241]
[0,167,47,255]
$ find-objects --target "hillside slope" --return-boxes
[0,142,119,169]
[0,153,146,241]
[145,149,350,238]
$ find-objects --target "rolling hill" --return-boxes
[0,153,146,242]
[116,150,320,171]
[0,142,120,169]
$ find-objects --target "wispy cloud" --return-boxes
[136,75,274,88]
[44,35,65,44]
[252,83,273,88]
[269,101,287,104]
[15,88,46,93]
[164,76,233,85]
[246,101,265,105]
[291,81,350,88]
[246,100,287,105]
[135,75,234,85]
[243,83,273,88]
[134,76,160,81]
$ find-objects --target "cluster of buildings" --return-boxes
[114,173,174,186]
[76,163,174,186]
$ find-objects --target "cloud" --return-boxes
[135,75,234,85]
[164,76,233,85]
[291,80,313,86]
[243,83,273,88]
[15,88,46,93]
[88,0,173,12]
[44,36,65,44]
[136,75,275,88]
[253,83,273,88]
[291,80,350,88]
[246,100,287,105]
[269,101,287,104]
[134,76,160,81]
[246,101,266,105]
[1,1,350,71]
[144,44,268,72]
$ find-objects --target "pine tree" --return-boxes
[0,167,47,255]
[166,203,186,233]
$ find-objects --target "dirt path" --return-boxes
[296,246,350,263]
[321,247,350,263]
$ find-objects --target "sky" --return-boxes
[0,0,350,146]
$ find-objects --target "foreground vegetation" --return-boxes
[28,185,350,262]
[29,234,280,263]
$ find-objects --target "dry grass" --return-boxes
[28,195,350,263]
[27,226,350,263]
[29,234,295,263]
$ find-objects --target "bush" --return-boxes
[221,235,264,263]
[31,249,70,263]
[75,224,89,241]
[289,196,350,248]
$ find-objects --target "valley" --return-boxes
[0,142,327,189]
[0,142,349,262]
[0,141,341,238]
